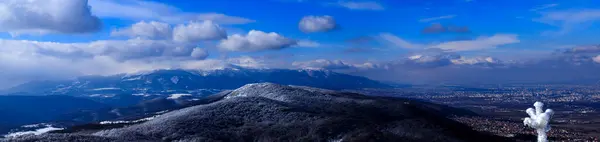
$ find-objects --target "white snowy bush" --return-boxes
[523,101,554,142]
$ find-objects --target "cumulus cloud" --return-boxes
[227,56,268,68]
[113,20,227,43]
[111,21,172,39]
[191,48,209,60]
[218,30,297,52]
[173,21,227,42]
[89,0,254,24]
[404,53,460,68]
[299,15,337,33]
[335,1,384,11]
[419,15,456,23]
[0,38,210,73]
[0,38,229,88]
[88,39,200,61]
[594,55,600,63]
[0,0,102,35]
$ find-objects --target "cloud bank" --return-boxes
[379,33,519,51]
[89,0,254,24]
[0,0,102,35]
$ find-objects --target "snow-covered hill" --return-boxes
[4,83,509,142]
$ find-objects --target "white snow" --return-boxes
[132,93,151,97]
[167,94,192,99]
[4,125,64,138]
[20,123,47,128]
[99,115,160,125]
[91,87,120,91]
[88,94,116,98]
[122,76,142,81]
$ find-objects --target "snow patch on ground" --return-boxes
[88,94,116,98]
[4,125,63,138]
[122,76,142,81]
[132,93,147,96]
[99,115,161,125]
[91,88,120,91]
[167,94,192,99]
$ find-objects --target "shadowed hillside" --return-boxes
[3,83,510,142]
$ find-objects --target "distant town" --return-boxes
[352,84,600,141]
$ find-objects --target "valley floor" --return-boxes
[352,85,600,141]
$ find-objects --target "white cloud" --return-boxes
[89,0,254,24]
[336,1,384,11]
[530,4,559,11]
[293,59,353,69]
[0,38,236,88]
[191,48,209,60]
[299,15,337,33]
[227,56,267,68]
[292,59,384,70]
[111,21,172,39]
[594,55,600,63]
[419,15,457,23]
[450,56,499,65]
[378,33,519,51]
[173,21,227,42]
[0,38,208,71]
[0,0,101,35]
[88,39,199,61]
[112,20,226,43]
[379,33,423,49]
[536,9,600,34]
[432,34,519,51]
[218,30,297,52]
[537,9,600,25]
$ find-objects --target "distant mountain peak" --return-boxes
[1,67,390,97]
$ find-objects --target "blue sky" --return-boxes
[1,0,600,87]
[6,0,600,57]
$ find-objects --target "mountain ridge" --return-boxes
[0,68,391,97]
[4,83,509,142]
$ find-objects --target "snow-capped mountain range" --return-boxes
[1,67,390,98]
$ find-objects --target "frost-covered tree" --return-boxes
[523,102,554,142]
